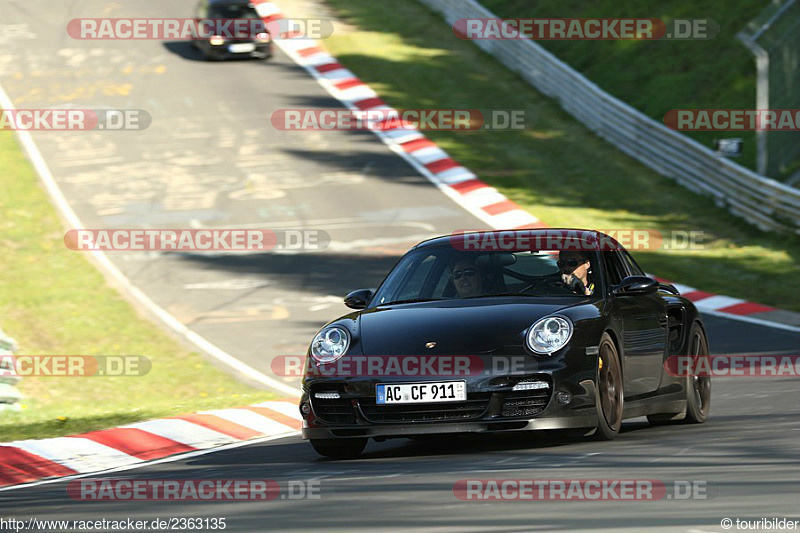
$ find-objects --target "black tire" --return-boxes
[310,438,367,459]
[647,322,711,425]
[594,333,624,440]
[683,323,711,423]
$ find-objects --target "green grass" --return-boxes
[284,0,800,311]
[0,131,277,441]
[480,0,762,172]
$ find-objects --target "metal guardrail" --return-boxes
[0,328,21,412]
[418,0,800,235]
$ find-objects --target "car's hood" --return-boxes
[359,297,585,355]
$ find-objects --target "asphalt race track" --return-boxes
[1,1,799,531]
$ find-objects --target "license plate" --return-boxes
[228,43,256,53]
[376,381,466,404]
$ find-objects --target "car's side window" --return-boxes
[621,251,645,277]
[393,254,437,301]
[603,252,628,286]
[431,266,453,297]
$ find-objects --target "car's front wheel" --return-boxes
[594,332,624,440]
[310,438,367,459]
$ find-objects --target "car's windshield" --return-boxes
[371,246,600,306]
[208,5,261,19]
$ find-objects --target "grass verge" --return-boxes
[282,0,800,311]
[0,131,277,441]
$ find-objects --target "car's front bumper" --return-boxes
[205,42,272,59]
[300,363,601,440]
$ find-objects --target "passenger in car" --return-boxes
[451,256,484,298]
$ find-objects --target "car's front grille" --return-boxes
[501,388,551,417]
[358,394,491,423]
[311,396,357,424]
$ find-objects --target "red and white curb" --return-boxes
[0,401,300,489]
[256,0,800,332]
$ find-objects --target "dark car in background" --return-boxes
[299,230,711,458]
[193,0,272,61]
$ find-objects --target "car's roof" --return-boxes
[413,229,624,252]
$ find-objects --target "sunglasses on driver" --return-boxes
[557,258,587,268]
[452,268,477,280]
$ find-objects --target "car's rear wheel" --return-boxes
[594,333,623,440]
[682,323,711,423]
[310,438,367,459]
[648,322,710,425]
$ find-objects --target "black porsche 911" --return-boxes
[192,0,272,61]
[299,229,711,458]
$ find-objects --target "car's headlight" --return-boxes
[310,326,350,364]
[526,316,573,355]
[255,32,271,42]
[209,35,226,46]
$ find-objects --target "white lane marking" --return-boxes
[670,282,696,294]
[460,187,508,208]
[122,419,239,449]
[325,235,441,252]
[319,68,356,82]
[0,432,300,492]
[702,308,800,333]
[490,209,539,228]
[198,408,298,434]
[9,438,141,473]
[694,295,744,310]
[254,400,303,420]
[184,279,271,290]
[436,167,478,184]
[409,147,449,164]
[0,74,301,398]
[336,85,377,101]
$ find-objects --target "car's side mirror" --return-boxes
[612,276,659,296]
[344,289,375,310]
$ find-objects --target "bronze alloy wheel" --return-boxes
[595,333,623,439]
[685,324,711,423]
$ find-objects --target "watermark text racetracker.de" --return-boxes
[67,478,323,501]
[67,18,334,40]
[453,479,710,500]
[64,229,330,252]
[0,355,150,377]
[453,18,719,40]
[664,109,800,131]
[271,109,534,131]
[666,354,800,378]
[450,229,709,252]
[0,109,150,131]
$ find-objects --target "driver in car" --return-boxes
[558,250,594,295]
[451,256,483,298]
